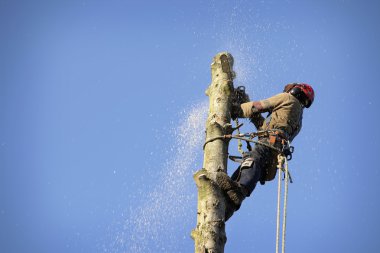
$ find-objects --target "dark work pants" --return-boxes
[231,143,275,196]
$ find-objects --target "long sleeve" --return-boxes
[239,101,266,129]
[241,93,287,116]
[240,93,288,130]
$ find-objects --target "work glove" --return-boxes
[241,102,254,118]
[250,111,265,129]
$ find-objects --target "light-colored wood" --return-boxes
[191,52,235,253]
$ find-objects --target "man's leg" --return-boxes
[214,145,270,220]
[235,144,270,196]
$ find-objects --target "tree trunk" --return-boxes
[191,52,235,253]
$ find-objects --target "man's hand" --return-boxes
[240,102,254,118]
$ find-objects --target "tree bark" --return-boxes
[191,52,235,253]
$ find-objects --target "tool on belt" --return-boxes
[260,130,294,161]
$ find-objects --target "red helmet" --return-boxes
[285,83,315,108]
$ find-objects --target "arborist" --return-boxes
[214,83,315,220]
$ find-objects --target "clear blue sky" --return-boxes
[1,0,380,252]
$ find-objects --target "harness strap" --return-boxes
[203,131,286,154]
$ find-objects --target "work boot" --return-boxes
[224,197,237,221]
[215,172,239,192]
[226,188,245,209]
[224,186,249,221]
[215,172,248,220]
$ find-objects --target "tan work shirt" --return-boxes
[241,92,304,142]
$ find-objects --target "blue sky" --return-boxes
[1,0,380,252]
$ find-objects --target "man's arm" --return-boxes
[241,101,268,116]
[239,93,286,129]
[240,93,285,117]
[238,101,266,130]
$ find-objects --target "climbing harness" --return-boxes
[276,154,290,253]
[203,128,293,155]
[203,128,294,182]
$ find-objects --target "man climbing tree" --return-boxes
[214,83,315,220]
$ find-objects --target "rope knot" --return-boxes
[277,154,285,171]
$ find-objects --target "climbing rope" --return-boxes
[276,154,283,253]
[276,154,290,253]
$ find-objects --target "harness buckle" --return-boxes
[281,141,294,161]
